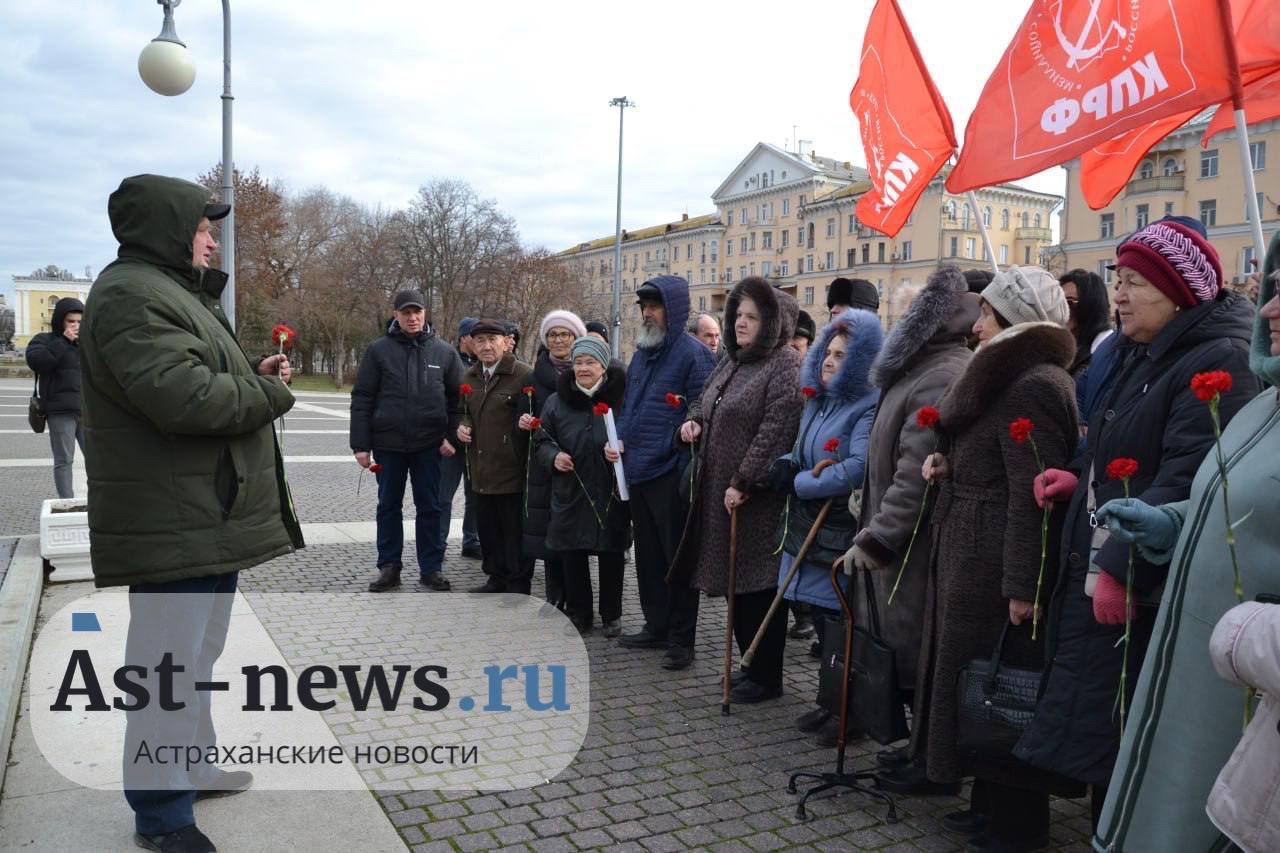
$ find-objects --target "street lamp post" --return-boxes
[608,97,634,359]
[138,0,236,331]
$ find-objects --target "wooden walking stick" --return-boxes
[722,505,739,716]
[742,458,837,667]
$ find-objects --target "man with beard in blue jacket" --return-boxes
[616,276,716,670]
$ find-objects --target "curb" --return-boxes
[0,536,43,794]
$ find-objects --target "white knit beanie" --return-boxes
[539,310,587,346]
[981,266,1069,327]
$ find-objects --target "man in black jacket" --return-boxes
[26,297,85,498]
[351,290,463,592]
[437,317,482,559]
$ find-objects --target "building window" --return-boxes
[1001,209,1010,230]
[982,243,990,262]
[1097,259,1113,284]
[806,254,814,273]
[1250,140,1266,171]
[1100,213,1115,239]
[749,232,756,251]
[1034,213,1042,228]
[847,248,856,267]
[1139,161,1154,179]
[1164,202,1174,216]
[780,260,790,276]
[965,238,976,258]
[825,251,834,269]
[1163,157,1178,177]
[781,230,789,248]
[740,265,748,279]
[740,237,748,253]
[999,244,1008,264]
[983,206,992,227]
[826,218,835,238]
[1020,211,1030,228]
[740,206,748,224]
[749,262,755,276]
[797,227,804,247]
[804,286,814,305]
[901,240,912,261]
[963,207,972,229]
[763,261,772,277]
[862,244,870,264]
[1199,199,1217,227]
[700,269,706,285]
[698,296,706,310]
[762,231,773,249]
[711,240,718,262]
[727,211,734,226]
[799,194,806,206]
[726,241,733,257]
[1135,203,1149,230]
[1245,192,1265,218]
[1024,245,1031,264]
[1200,148,1219,178]
[877,242,886,263]
[950,236,959,257]
[782,198,790,217]
[848,214,856,233]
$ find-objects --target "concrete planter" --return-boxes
[39,498,92,583]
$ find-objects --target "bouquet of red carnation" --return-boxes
[1010,417,1050,639]
[889,406,942,604]
[1105,457,1139,729]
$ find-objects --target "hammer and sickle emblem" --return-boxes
[1052,0,1128,70]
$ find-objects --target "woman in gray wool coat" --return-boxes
[917,267,1082,853]
[669,276,803,705]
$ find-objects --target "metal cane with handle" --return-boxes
[742,458,838,667]
[722,506,739,716]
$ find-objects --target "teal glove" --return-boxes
[1095,498,1180,564]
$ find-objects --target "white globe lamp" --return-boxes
[137,1,195,96]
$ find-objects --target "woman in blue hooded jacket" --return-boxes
[770,309,882,741]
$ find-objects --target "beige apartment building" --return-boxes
[11,269,93,349]
[1059,113,1280,289]
[561,142,1061,361]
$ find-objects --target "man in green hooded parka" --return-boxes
[81,174,303,853]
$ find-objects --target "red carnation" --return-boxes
[665,392,683,408]
[272,323,296,349]
[522,385,535,396]
[824,438,840,453]
[1106,457,1139,481]
[1191,371,1233,402]
[593,402,610,416]
[369,463,383,474]
[460,383,473,396]
[1009,418,1034,443]
[916,406,941,429]
[529,417,542,430]
[801,386,817,399]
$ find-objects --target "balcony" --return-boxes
[1015,227,1053,242]
[1125,174,1185,196]
[641,260,668,274]
[941,219,974,232]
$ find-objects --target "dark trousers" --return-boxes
[48,413,84,499]
[474,492,532,592]
[374,448,445,578]
[123,571,238,835]
[981,779,1049,844]
[732,587,788,690]
[438,448,480,549]
[629,469,700,647]
[562,551,624,626]
[544,555,566,607]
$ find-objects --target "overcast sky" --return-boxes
[0,0,1065,304]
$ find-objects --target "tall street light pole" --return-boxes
[138,0,236,331]
[609,97,634,359]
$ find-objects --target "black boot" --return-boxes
[368,563,401,592]
[134,825,216,853]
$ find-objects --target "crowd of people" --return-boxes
[51,173,1280,853]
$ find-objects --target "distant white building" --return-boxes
[12,269,92,348]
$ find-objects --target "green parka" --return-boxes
[80,174,303,588]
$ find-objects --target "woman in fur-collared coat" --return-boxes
[916,267,1080,851]
[670,276,803,704]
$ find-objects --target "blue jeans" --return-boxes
[374,448,445,577]
[124,571,238,835]
[437,447,480,549]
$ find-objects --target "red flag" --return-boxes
[1203,68,1280,144]
[851,0,957,237]
[1079,110,1196,209]
[947,0,1236,194]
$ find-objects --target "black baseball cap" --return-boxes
[393,289,426,310]
[203,202,231,221]
[635,281,663,304]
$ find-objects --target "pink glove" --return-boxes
[1093,571,1136,625]
[1033,468,1079,509]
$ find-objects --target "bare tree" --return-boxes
[487,249,591,361]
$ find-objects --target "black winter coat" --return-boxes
[521,349,564,559]
[535,365,630,555]
[26,298,84,416]
[350,324,463,453]
[1016,292,1260,786]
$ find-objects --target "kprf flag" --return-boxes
[1077,0,1280,209]
[947,0,1236,194]
[851,0,956,237]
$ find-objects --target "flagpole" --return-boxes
[1214,0,1268,269]
[964,189,1000,274]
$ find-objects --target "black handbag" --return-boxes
[28,375,46,434]
[956,622,1041,763]
[816,569,910,746]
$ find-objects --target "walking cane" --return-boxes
[722,505,739,716]
[741,458,837,667]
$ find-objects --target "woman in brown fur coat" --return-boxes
[670,277,803,704]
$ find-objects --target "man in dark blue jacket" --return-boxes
[351,289,463,592]
[616,276,716,670]
[26,297,85,498]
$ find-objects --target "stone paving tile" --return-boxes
[236,534,1094,853]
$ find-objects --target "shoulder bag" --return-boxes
[956,622,1041,763]
[28,374,45,434]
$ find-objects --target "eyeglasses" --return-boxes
[546,331,575,341]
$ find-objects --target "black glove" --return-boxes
[766,458,800,495]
